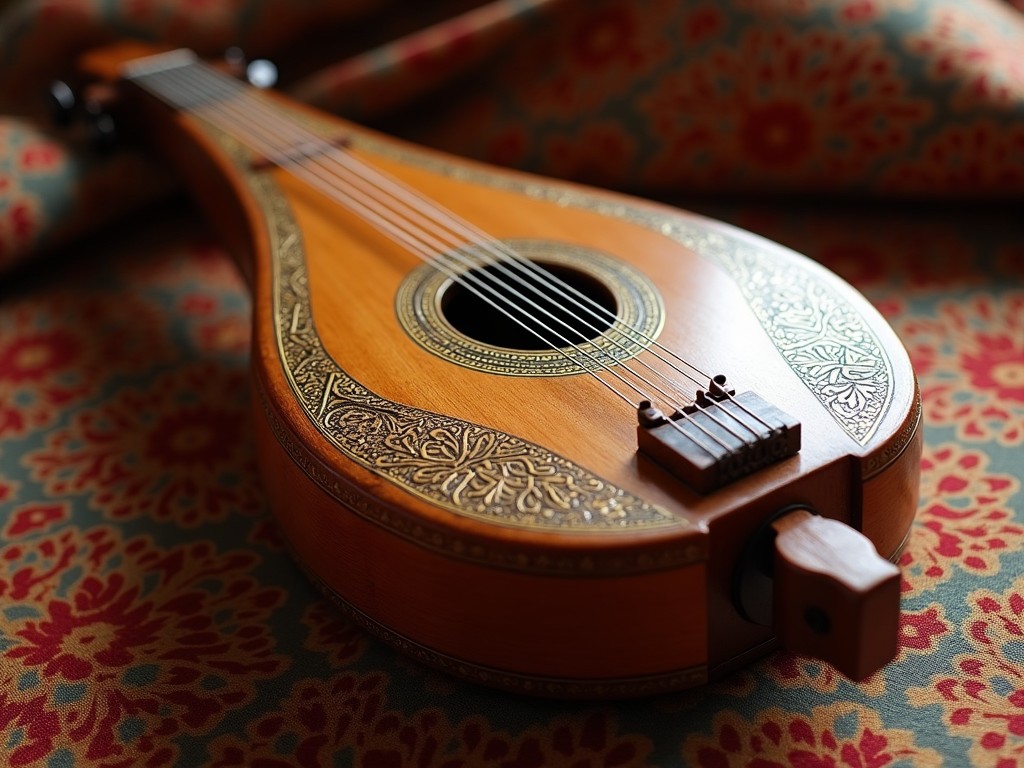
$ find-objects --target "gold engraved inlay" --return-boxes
[362,137,897,447]
[669,232,895,446]
[198,128,683,535]
[204,108,904,546]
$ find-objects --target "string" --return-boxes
[175,67,725,423]
[126,53,766,455]
[123,52,771,455]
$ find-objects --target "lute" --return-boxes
[73,42,921,697]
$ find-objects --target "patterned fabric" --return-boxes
[1,0,1022,765]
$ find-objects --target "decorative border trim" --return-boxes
[259,386,706,575]
[682,233,894,446]
[863,388,922,478]
[395,238,664,376]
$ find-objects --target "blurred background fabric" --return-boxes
[0,0,1022,765]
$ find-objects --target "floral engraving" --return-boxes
[333,404,641,524]
[250,161,678,533]
[683,236,893,445]
[221,115,894,536]
[367,138,895,447]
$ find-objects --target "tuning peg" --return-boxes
[83,84,119,153]
[246,59,278,89]
[88,109,117,153]
[48,80,77,126]
[224,46,247,77]
[223,46,277,89]
[771,509,899,680]
[734,506,900,680]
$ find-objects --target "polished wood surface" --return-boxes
[78,42,922,696]
[772,509,900,680]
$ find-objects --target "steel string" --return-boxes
[125,52,767,455]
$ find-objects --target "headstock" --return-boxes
[47,42,276,154]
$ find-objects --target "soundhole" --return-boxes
[395,238,663,377]
[440,262,617,351]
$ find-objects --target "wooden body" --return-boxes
[82,44,922,697]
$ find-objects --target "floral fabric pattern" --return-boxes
[681,703,943,767]
[1,0,1022,765]
[0,525,285,767]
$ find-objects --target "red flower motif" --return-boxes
[0,694,61,767]
[898,606,951,656]
[27,363,262,526]
[907,3,1024,110]
[0,196,41,271]
[455,0,672,128]
[738,101,815,170]
[210,682,652,768]
[639,24,932,191]
[682,5,725,44]
[910,577,1024,767]
[247,518,285,550]
[3,502,67,537]
[881,119,1024,195]
[765,648,892,696]
[207,674,390,767]
[0,330,79,384]
[0,325,87,438]
[570,7,643,70]
[0,526,286,767]
[9,574,164,681]
[0,292,169,439]
[962,333,1024,403]
[17,141,63,174]
[179,293,217,315]
[195,316,251,356]
[683,703,940,767]
[900,443,1022,596]
[841,0,882,23]
[892,293,1024,446]
[145,407,242,470]
[508,713,651,768]
[301,601,367,667]
[7,200,34,240]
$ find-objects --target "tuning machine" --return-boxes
[48,79,77,126]
[734,506,900,680]
[46,79,120,153]
[223,46,278,89]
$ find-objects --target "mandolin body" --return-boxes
[83,44,921,697]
